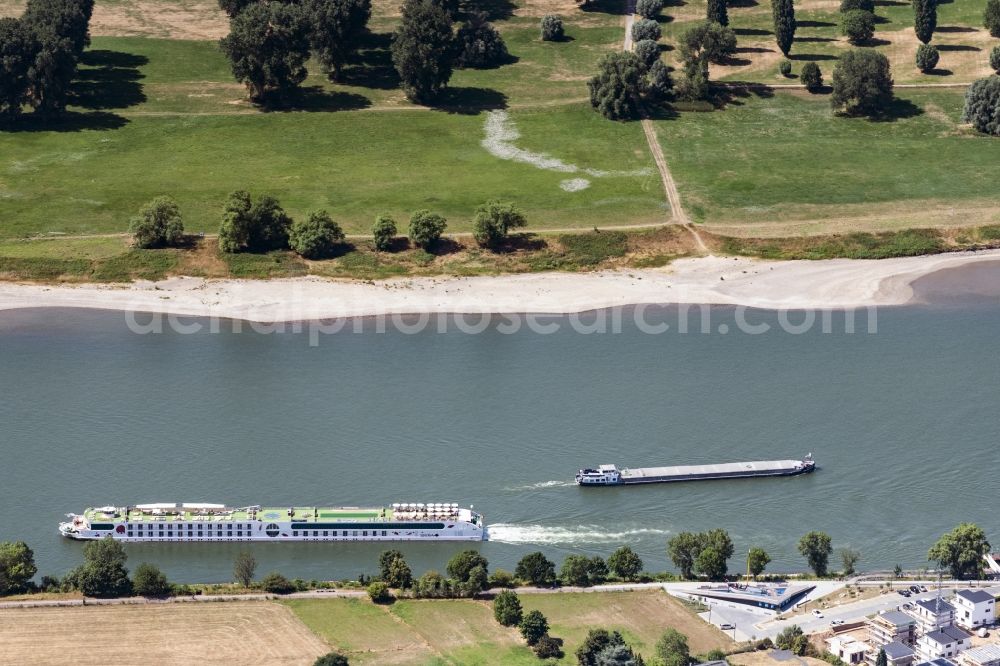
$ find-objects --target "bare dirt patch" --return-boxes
[0,601,328,666]
[90,0,229,40]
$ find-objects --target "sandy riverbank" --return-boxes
[1,251,998,323]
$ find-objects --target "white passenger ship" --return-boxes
[59,502,486,542]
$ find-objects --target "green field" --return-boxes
[286,589,733,665]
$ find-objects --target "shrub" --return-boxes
[414,570,451,598]
[561,554,593,586]
[831,48,893,116]
[132,562,171,597]
[987,0,1000,37]
[489,568,515,588]
[261,572,295,594]
[657,628,691,666]
[990,46,1000,74]
[218,191,292,253]
[588,51,645,120]
[962,75,1000,135]
[233,550,256,587]
[707,0,728,26]
[540,14,564,41]
[289,210,345,259]
[472,199,527,249]
[129,196,185,249]
[800,61,823,91]
[408,210,447,247]
[632,18,661,42]
[915,43,939,73]
[636,0,663,18]
[534,635,565,659]
[455,13,509,68]
[372,215,397,251]
[520,609,549,645]
[839,0,874,12]
[493,589,523,626]
[841,9,875,44]
[516,552,556,586]
[314,652,349,666]
[634,39,660,71]
[577,630,627,665]
[780,59,792,77]
[367,581,392,603]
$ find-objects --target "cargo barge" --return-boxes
[575,454,815,486]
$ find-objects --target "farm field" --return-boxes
[286,588,734,665]
[0,601,329,665]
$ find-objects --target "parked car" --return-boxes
[977,628,989,638]
[910,585,921,593]
[920,585,928,592]
[898,590,911,597]
[813,609,824,618]
[831,619,845,626]
[720,623,735,631]
[902,603,913,610]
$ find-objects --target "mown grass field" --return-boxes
[286,589,733,665]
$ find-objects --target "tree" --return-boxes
[578,629,627,666]
[695,547,727,580]
[780,59,792,76]
[668,532,702,579]
[455,13,509,68]
[391,0,453,103]
[0,18,34,120]
[464,564,489,596]
[520,609,549,646]
[379,550,413,588]
[798,531,834,576]
[446,550,488,583]
[301,0,372,80]
[991,46,1000,74]
[314,653,349,666]
[516,552,556,586]
[24,25,78,117]
[24,0,92,59]
[289,210,345,259]
[541,15,564,41]
[371,215,397,251]
[830,49,893,116]
[608,546,643,581]
[0,541,37,595]
[679,20,737,68]
[875,648,887,666]
[595,643,643,665]
[800,61,822,91]
[218,0,256,18]
[408,210,447,248]
[234,550,257,587]
[218,191,293,253]
[776,625,808,656]
[261,572,295,594]
[747,547,771,578]
[636,0,663,19]
[415,570,450,598]
[647,60,673,101]
[631,18,661,43]
[839,548,861,576]
[913,0,936,44]
[489,569,515,588]
[841,9,874,45]
[703,529,734,566]
[493,589,523,626]
[927,522,992,578]
[560,554,593,586]
[634,39,660,71]
[472,199,527,249]
[132,562,170,597]
[73,536,131,598]
[656,628,690,666]
[772,0,796,56]
[220,2,311,104]
[367,580,392,603]
[707,0,728,26]
[129,196,184,249]
[987,0,1000,37]
[588,51,644,120]
[534,634,565,659]
[588,556,609,585]
[840,0,874,12]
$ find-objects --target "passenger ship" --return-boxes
[59,502,486,542]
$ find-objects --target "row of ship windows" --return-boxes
[125,529,394,537]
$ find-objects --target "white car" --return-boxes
[812,609,824,618]
[831,619,845,626]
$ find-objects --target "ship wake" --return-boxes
[502,480,576,491]
[487,523,669,544]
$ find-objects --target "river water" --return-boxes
[1,266,999,583]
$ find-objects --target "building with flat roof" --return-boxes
[960,645,1000,666]
[913,659,958,666]
[673,582,815,616]
[869,610,919,648]
[879,641,918,666]
[909,598,957,634]
[952,590,995,630]
[916,626,971,662]
[827,637,869,665]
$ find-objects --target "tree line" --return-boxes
[0,0,93,121]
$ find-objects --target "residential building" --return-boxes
[960,645,1000,666]
[915,626,971,661]
[869,610,919,648]
[952,590,995,630]
[880,641,918,666]
[909,598,957,634]
[913,659,958,666]
[827,636,869,665]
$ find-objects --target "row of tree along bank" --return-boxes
[0,522,991,602]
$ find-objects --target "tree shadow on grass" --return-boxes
[493,233,549,253]
[646,103,681,120]
[874,0,907,5]
[460,0,515,20]
[581,0,629,16]
[937,44,980,52]
[0,110,129,133]
[868,97,924,122]
[710,82,775,108]
[427,237,465,256]
[797,20,836,27]
[429,87,508,114]
[871,14,892,24]
[735,46,776,53]
[796,36,837,43]
[735,27,772,35]
[719,55,753,66]
[456,52,520,70]
[70,49,148,110]
[790,52,839,61]
[662,0,686,7]
[728,0,760,7]
[867,37,893,46]
[936,25,977,32]
[927,68,954,76]
[265,86,371,112]
[337,32,400,91]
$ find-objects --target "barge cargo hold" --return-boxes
[576,454,815,486]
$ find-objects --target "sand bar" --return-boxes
[1,251,999,323]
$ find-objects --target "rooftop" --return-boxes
[883,642,916,660]
[81,503,468,524]
[874,610,919,627]
[914,598,956,615]
[923,626,971,646]
[954,589,995,604]
[962,645,1000,664]
[913,659,957,666]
